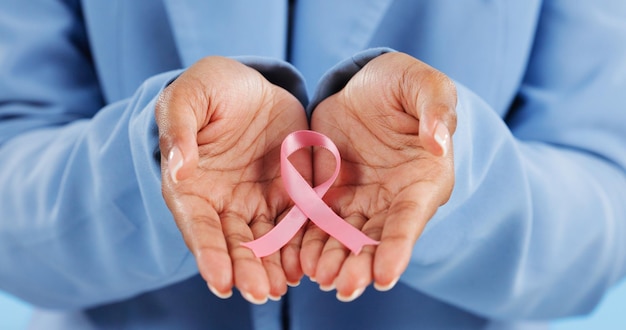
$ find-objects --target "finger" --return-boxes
[299,221,328,281]
[248,212,288,301]
[313,236,348,291]
[334,244,376,302]
[333,213,385,301]
[372,185,438,291]
[178,205,234,299]
[221,212,271,304]
[282,225,305,287]
[155,81,203,183]
[313,213,369,291]
[299,190,348,282]
[262,255,287,301]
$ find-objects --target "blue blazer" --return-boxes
[2,1,626,329]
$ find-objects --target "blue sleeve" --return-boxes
[312,1,626,320]
[413,2,626,319]
[0,1,306,309]
[0,0,198,309]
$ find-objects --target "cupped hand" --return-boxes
[302,52,457,301]
[156,57,309,304]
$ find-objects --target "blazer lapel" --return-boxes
[291,0,394,92]
[162,0,289,67]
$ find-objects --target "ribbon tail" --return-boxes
[342,232,379,255]
[241,206,308,258]
[284,166,380,254]
[308,205,380,255]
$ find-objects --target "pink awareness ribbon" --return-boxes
[242,130,379,258]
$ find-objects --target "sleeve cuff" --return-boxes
[235,56,310,108]
[307,47,395,117]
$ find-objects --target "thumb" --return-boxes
[399,57,457,157]
[155,83,202,183]
[418,104,454,158]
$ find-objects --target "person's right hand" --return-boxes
[156,57,309,304]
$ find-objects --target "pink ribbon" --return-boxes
[242,130,379,258]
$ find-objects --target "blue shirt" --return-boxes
[2,1,626,329]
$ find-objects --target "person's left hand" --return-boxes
[301,52,457,301]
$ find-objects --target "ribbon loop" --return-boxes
[242,130,379,257]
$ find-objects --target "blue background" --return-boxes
[2,279,626,329]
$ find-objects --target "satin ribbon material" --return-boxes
[242,130,379,258]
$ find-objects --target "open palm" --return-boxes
[157,57,309,303]
[302,52,457,301]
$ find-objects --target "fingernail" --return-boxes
[207,283,232,299]
[241,291,268,305]
[336,287,365,303]
[319,282,336,292]
[168,146,183,183]
[309,276,317,283]
[268,294,282,302]
[434,122,450,156]
[374,278,399,292]
[287,279,301,287]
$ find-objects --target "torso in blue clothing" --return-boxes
[82,0,540,116]
[26,1,543,329]
[17,0,623,329]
